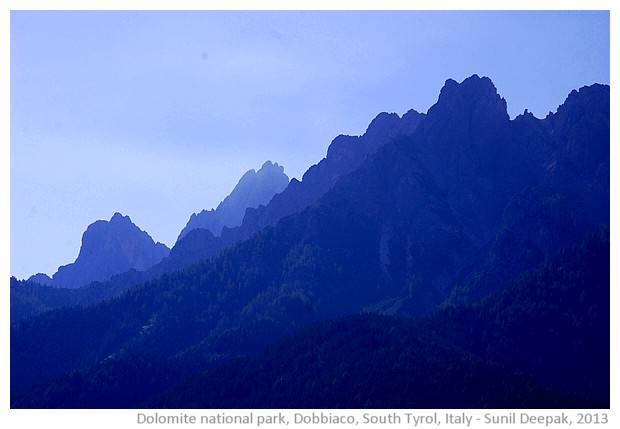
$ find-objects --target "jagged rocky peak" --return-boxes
[79,212,163,257]
[363,112,402,142]
[111,212,124,219]
[551,83,610,124]
[545,83,610,180]
[520,108,535,118]
[111,211,130,223]
[326,109,424,163]
[259,160,285,174]
[51,213,170,288]
[176,160,289,241]
[237,160,285,185]
[326,134,361,162]
[399,109,426,134]
[431,74,509,122]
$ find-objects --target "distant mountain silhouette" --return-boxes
[51,213,170,288]
[9,110,425,323]
[177,161,289,242]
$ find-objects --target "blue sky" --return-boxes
[10,10,610,279]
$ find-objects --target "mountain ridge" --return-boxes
[165,108,426,272]
[12,76,608,319]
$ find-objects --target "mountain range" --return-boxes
[10,75,609,409]
[17,160,290,296]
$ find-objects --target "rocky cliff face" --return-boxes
[177,161,289,242]
[447,83,610,304]
[294,75,609,315]
[52,213,169,288]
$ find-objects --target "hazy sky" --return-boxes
[10,10,610,279]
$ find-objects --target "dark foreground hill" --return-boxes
[10,75,609,408]
[11,228,609,408]
[156,224,608,409]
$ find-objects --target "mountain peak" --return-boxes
[439,74,499,97]
[442,77,459,90]
[435,75,507,118]
[555,83,609,115]
[177,161,289,241]
[439,74,496,97]
[424,75,509,132]
[363,112,401,142]
[51,214,170,288]
[259,160,285,175]
[110,212,131,224]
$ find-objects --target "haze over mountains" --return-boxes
[14,102,426,320]
[177,160,289,241]
[10,75,609,409]
[23,161,290,290]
